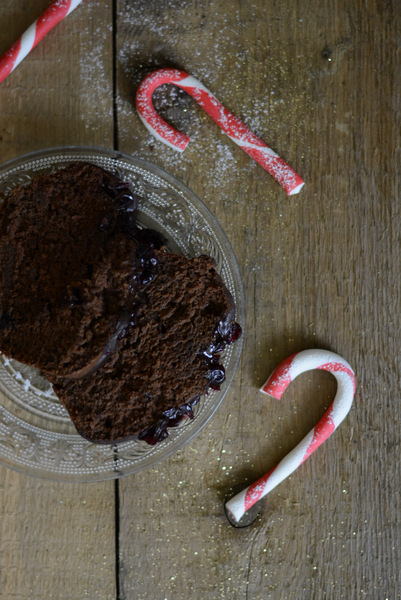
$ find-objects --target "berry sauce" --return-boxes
[101,183,165,351]
[138,402,198,446]
[138,319,242,446]
[100,180,242,446]
[66,184,165,381]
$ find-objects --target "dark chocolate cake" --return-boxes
[49,252,240,443]
[0,162,138,376]
[0,162,241,444]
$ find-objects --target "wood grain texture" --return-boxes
[0,2,117,599]
[0,0,400,599]
[115,1,401,599]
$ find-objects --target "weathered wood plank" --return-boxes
[1,0,400,598]
[115,1,401,598]
[0,2,117,599]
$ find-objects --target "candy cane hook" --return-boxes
[225,349,356,524]
[0,0,83,85]
[136,68,305,196]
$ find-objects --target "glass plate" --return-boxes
[0,147,245,482]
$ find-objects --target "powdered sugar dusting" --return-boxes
[114,0,307,206]
[78,21,113,132]
[135,68,304,194]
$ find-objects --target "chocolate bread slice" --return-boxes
[0,162,138,376]
[0,161,241,444]
[48,251,239,443]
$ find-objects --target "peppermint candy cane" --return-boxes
[225,349,356,524]
[0,0,83,85]
[136,68,305,196]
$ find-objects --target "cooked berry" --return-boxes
[207,363,226,389]
[224,321,242,343]
[115,190,138,212]
[138,402,195,445]
[0,162,241,446]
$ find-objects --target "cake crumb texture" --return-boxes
[0,162,137,376]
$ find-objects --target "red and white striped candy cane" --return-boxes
[136,68,305,196]
[225,349,356,523]
[0,0,83,85]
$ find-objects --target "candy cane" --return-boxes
[0,0,83,85]
[136,68,305,196]
[225,349,356,524]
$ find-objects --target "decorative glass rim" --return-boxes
[0,146,245,482]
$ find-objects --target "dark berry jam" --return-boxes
[202,319,242,391]
[138,319,242,445]
[101,177,242,447]
[138,401,197,446]
[207,363,226,389]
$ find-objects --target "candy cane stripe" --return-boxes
[177,74,211,94]
[0,0,83,85]
[18,23,38,66]
[136,68,304,195]
[225,134,279,156]
[301,410,335,463]
[244,466,278,510]
[225,349,355,523]
[260,353,296,398]
[34,0,76,46]
[0,43,21,81]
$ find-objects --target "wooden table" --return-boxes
[0,1,399,598]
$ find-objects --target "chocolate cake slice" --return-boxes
[48,251,240,444]
[0,161,241,444]
[0,162,138,376]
